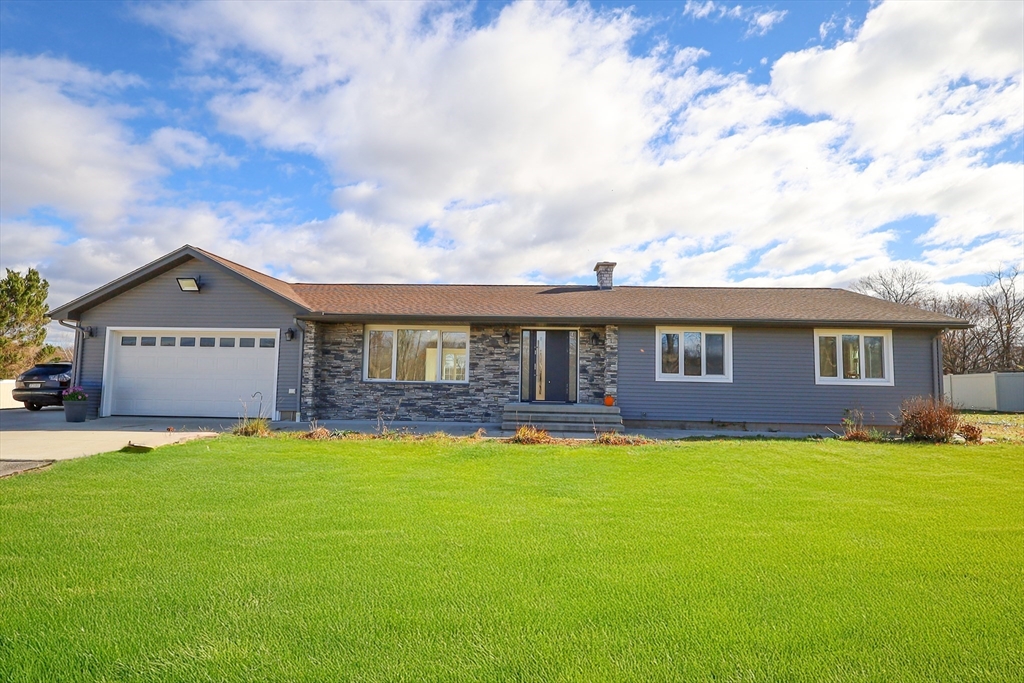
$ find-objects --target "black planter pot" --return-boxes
[64,400,88,423]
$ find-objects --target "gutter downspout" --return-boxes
[933,330,945,402]
[58,320,86,387]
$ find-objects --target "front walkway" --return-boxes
[0,408,219,461]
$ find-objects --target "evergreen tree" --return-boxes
[0,268,58,378]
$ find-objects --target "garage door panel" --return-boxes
[156,356,177,372]
[109,329,278,418]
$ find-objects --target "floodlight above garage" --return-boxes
[176,277,201,292]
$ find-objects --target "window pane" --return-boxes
[661,333,679,374]
[220,338,235,348]
[706,334,725,375]
[160,337,176,347]
[819,336,838,377]
[521,330,530,401]
[842,335,861,379]
[535,331,546,400]
[239,337,255,348]
[180,337,196,347]
[259,338,275,348]
[568,331,578,402]
[683,332,702,376]
[367,330,394,380]
[441,331,468,381]
[121,336,137,346]
[200,337,215,347]
[864,336,884,379]
[141,337,156,347]
[397,329,438,381]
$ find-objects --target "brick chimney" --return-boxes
[594,261,616,289]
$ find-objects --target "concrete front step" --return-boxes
[502,402,623,434]
[502,413,623,425]
[503,402,621,415]
[501,422,622,434]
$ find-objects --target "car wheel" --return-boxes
[25,403,42,411]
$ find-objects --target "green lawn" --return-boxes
[1,437,1021,682]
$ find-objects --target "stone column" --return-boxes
[604,325,618,398]
[300,321,318,421]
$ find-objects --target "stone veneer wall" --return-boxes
[300,321,618,421]
[577,325,608,404]
[604,325,618,398]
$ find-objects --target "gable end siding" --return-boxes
[76,258,302,418]
[617,326,937,426]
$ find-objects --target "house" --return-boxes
[49,245,968,431]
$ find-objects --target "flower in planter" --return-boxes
[62,386,88,401]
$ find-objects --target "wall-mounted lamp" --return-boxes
[284,328,295,341]
[84,326,95,338]
[591,332,601,345]
[176,276,201,292]
[503,330,511,345]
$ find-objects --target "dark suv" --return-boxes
[12,363,73,411]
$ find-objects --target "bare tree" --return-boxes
[980,265,1024,372]
[850,263,1024,374]
[851,265,932,305]
[926,292,988,374]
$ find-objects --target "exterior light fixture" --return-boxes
[503,330,511,345]
[176,277,201,292]
[591,332,601,345]
[284,328,295,341]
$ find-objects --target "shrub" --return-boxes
[301,427,332,440]
[594,431,655,446]
[233,417,271,437]
[899,397,960,443]
[840,408,872,441]
[296,419,332,440]
[957,423,983,443]
[506,424,553,445]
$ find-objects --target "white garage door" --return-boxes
[105,329,279,418]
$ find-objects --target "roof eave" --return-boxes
[297,313,970,329]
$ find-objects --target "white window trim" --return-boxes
[813,329,895,386]
[655,326,733,383]
[363,324,471,384]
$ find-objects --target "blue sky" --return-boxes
[1,0,1021,311]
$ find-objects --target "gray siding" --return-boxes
[617,326,939,427]
[77,257,304,418]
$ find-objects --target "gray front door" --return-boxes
[524,329,577,402]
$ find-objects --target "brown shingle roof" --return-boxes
[47,244,969,328]
[192,247,312,309]
[291,283,967,328]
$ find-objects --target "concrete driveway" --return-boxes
[0,407,224,463]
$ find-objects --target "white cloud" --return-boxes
[0,55,159,225]
[129,0,1021,289]
[0,54,256,308]
[746,10,787,37]
[149,127,235,169]
[1,0,1020,319]
[682,1,788,37]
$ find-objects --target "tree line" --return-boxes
[851,265,1023,375]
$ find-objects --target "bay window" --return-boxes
[364,325,469,383]
[814,330,893,385]
[656,327,732,382]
